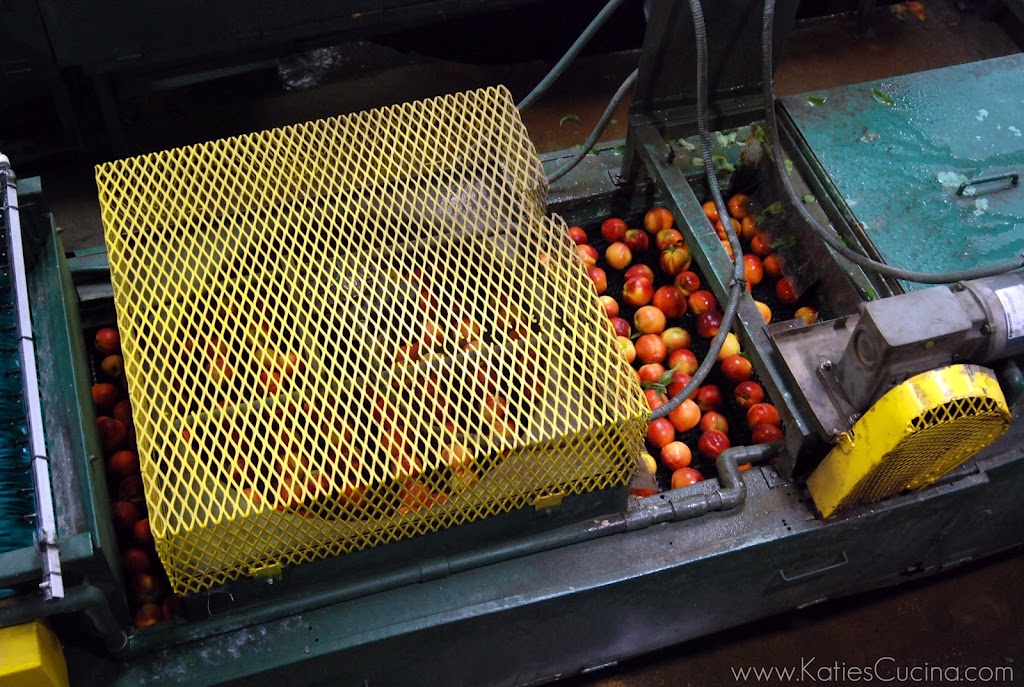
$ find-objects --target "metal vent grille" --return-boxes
[95,86,648,594]
[808,365,1010,518]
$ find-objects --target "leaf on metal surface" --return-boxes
[871,89,894,106]
[806,96,827,107]
[559,114,582,127]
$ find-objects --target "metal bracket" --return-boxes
[534,492,564,510]
[249,563,284,584]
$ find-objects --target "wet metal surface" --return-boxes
[783,55,1024,292]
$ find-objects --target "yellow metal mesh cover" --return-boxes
[845,396,1008,506]
[95,86,648,594]
[808,364,1011,518]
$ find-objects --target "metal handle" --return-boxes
[778,551,848,583]
[957,172,1019,196]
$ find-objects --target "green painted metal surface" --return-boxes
[783,55,1024,291]
[0,179,124,611]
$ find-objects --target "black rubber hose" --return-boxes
[516,0,628,111]
[651,0,746,422]
[546,69,639,184]
[760,0,1024,284]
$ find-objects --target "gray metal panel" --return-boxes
[631,0,800,119]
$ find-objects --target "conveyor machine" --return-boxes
[1,2,1022,685]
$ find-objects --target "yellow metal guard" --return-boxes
[808,364,1010,518]
[95,86,648,594]
[0,621,69,687]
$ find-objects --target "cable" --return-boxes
[516,0,628,111]
[546,69,638,184]
[760,0,1024,284]
[651,0,745,422]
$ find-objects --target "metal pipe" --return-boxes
[124,442,780,657]
[0,585,127,652]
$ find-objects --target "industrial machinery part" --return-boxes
[807,364,1011,517]
[771,253,1024,441]
[778,54,1024,295]
[0,163,35,556]
[650,0,746,423]
[769,272,1024,517]
[94,86,647,594]
[1,155,63,598]
[837,273,1024,410]
[0,620,70,687]
[760,0,1024,287]
[771,272,1024,516]
[2,2,1024,685]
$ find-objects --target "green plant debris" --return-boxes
[770,235,798,251]
[752,124,772,152]
[587,148,602,157]
[806,96,827,107]
[756,200,784,226]
[802,194,816,204]
[559,113,582,126]
[641,362,682,395]
[871,89,894,106]
[613,145,626,155]
[675,137,696,151]
[784,159,794,175]
[692,158,704,167]
[712,154,735,172]
[865,286,878,301]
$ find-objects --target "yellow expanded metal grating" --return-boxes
[95,86,649,595]
[808,364,1010,518]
